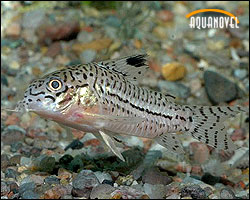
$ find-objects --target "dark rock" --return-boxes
[68,155,84,172]
[64,139,84,151]
[201,173,220,185]
[180,184,207,199]
[220,188,236,199]
[59,154,74,169]
[204,70,238,105]
[38,156,56,173]
[44,176,60,185]
[9,155,21,166]
[142,167,172,185]
[72,170,100,198]
[102,179,114,186]
[37,21,80,45]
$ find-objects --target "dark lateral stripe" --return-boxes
[44,95,55,102]
[30,88,45,96]
[108,91,173,120]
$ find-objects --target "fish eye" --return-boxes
[49,79,62,91]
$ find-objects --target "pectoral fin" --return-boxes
[99,130,125,162]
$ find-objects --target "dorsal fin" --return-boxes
[96,54,149,83]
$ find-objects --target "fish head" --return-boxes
[15,70,77,117]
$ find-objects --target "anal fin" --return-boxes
[155,133,184,154]
[99,130,125,162]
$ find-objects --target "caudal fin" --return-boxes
[186,105,248,151]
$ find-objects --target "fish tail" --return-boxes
[186,105,248,151]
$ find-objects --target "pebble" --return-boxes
[5,168,19,179]
[38,21,80,44]
[201,173,221,186]
[80,49,97,63]
[90,184,116,199]
[5,22,21,38]
[10,155,21,165]
[22,9,46,29]
[45,42,62,58]
[21,190,40,199]
[1,181,10,196]
[116,175,134,186]
[7,181,18,194]
[77,30,94,43]
[180,184,207,199]
[1,154,10,170]
[142,167,172,185]
[72,38,112,52]
[20,157,32,167]
[59,154,74,168]
[44,175,60,185]
[68,155,84,172]
[158,80,191,99]
[94,171,113,184]
[190,78,202,94]
[72,169,100,198]
[10,141,23,153]
[37,155,56,173]
[19,182,35,195]
[233,69,248,80]
[204,70,238,105]
[143,183,166,199]
[21,174,44,185]
[231,128,247,141]
[190,142,210,164]
[105,16,121,28]
[43,185,69,199]
[161,62,187,81]
[157,10,174,22]
[220,188,236,199]
[153,26,168,39]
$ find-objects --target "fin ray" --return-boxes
[97,54,149,82]
[187,105,249,151]
[99,130,125,162]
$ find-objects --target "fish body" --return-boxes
[15,54,248,161]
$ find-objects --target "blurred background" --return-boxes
[1,1,249,199]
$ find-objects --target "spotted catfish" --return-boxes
[13,54,248,161]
